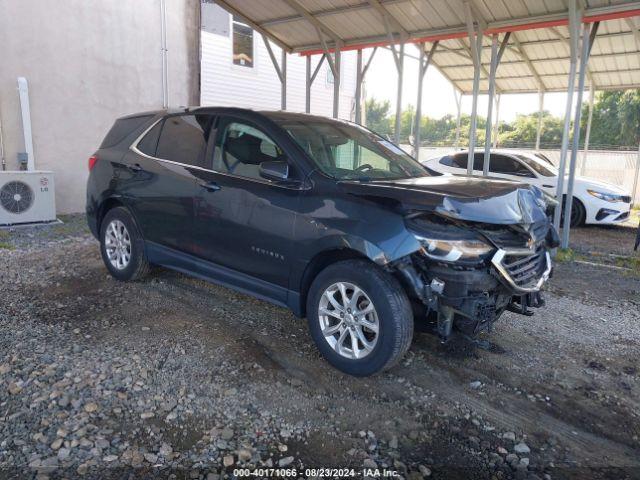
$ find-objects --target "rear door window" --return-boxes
[155,114,214,168]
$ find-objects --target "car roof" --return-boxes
[155,106,357,126]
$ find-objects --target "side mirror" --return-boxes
[259,160,289,181]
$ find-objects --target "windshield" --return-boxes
[275,119,429,181]
[515,153,557,177]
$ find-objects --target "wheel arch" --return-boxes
[296,248,371,318]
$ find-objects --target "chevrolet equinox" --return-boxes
[87,108,558,376]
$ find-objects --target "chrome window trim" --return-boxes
[491,249,552,294]
[129,116,308,190]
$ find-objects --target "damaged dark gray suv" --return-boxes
[87,108,558,376]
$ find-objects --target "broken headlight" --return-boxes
[414,236,493,262]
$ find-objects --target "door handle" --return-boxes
[128,163,143,173]
[199,181,221,192]
[542,184,554,188]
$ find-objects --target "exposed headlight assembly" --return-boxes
[415,236,493,262]
[587,189,625,203]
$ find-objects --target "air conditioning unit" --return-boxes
[0,171,56,226]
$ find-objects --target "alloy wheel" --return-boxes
[318,282,379,360]
[104,220,132,270]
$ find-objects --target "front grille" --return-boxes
[495,247,548,290]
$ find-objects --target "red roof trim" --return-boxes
[298,8,640,56]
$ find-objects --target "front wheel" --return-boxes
[306,260,413,376]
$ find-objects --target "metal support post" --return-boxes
[553,0,581,232]
[355,48,378,125]
[454,92,462,149]
[483,33,509,175]
[333,48,341,118]
[394,42,405,145]
[356,50,363,124]
[561,21,599,248]
[464,1,483,175]
[263,35,287,110]
[535,89,544,150]
[580,84,596,175]
[305,56,311,113]
[281,50,287,110]
[632,142,640,208]
[305,54,326,114]
[492,94,501,148]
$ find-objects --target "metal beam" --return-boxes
[437,49,640,70]
[262,35,287,110]
[262,0,640,31]
[213,0,292,52]
[454,91,463,149]
[464,0,483,175]
[580,85,595,175]
[367,0,409,39]
[553,0,581,233]
[627,17,640,50]
[394,42,405,144]
[355,47,378,125]
[632,143,640,208]
[280,0,343,46]
[562,21,599,248]
[512,33,545,91]
[535,89,544,150]
[305,54,326,113]
[548,26,596,87]
[483,33,509,176]
[414,41,439,160]
[289,3,640,54]
[492,94,501,148]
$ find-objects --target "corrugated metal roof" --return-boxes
[214,0,640,93]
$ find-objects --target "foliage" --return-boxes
[365,88,640,149]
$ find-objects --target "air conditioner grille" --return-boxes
[1,180,34,214]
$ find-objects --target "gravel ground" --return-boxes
[1,216,639,479]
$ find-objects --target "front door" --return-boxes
[193,116,303,290]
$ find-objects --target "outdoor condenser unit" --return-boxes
[0,171,56,226]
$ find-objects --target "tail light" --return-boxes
[88,155,99,171]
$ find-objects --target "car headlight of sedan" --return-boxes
[414,236,493,262]
[587,189,625,203]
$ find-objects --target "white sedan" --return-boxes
[422,149,632,227]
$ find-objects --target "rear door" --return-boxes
[126,113,214,255]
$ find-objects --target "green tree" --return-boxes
[580,89,640,148]
[364,98,392,138]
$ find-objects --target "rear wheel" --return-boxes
[100,207,149,281]
[306,260,413,376]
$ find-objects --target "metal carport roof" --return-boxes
[214,0,640,93]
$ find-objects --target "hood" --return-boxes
[574,175,629,195]
[340,175,549,225]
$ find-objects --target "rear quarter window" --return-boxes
[100,115,154,148]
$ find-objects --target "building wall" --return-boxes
[0,0,200,213]
[200,3,357,120]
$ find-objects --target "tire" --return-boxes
[560,197,586,227]
[99,206,150,281]
[569,198,586,227]
[306,259,413,376]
